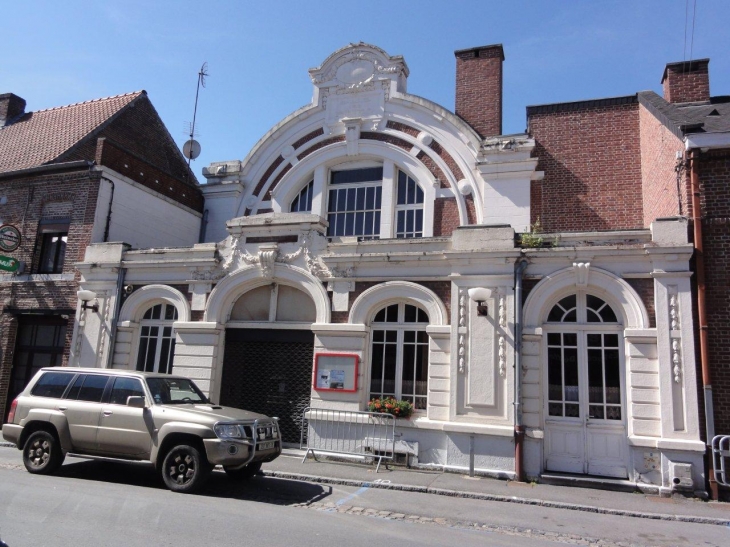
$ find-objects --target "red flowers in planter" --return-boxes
[368,397,413,419]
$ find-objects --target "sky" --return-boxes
[4,0,729,181]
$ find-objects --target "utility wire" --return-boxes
[689,0,697,62]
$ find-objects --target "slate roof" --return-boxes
[0,91,144,174]
[638,91,730,139]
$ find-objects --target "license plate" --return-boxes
[258,441,275,451]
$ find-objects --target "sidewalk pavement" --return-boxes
[3,439,728,525]
[268,448,730,526]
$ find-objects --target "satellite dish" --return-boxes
[183,139,201,160]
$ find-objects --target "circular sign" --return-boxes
[0,224,21,252]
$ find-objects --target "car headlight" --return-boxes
[214,424,243,439]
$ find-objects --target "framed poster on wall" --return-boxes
[313,353,358,392]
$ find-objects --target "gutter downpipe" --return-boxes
[688,147,719,500]
[104,260,126,370]
[514,257,529,482]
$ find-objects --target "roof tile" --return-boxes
[0,91,143,173]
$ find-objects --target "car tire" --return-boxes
[223,461,262,480]
[161,444,210,493]
[22,430,65,475]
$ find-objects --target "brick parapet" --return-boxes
[529,102,644,232]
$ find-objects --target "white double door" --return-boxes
[543,329,628,478]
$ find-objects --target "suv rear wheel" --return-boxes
[22,430,65,475]
[161,444,210,493]
[223,461,262,480]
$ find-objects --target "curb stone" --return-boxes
[261,469,730,526]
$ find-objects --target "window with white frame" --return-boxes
[327,167,382,239]
[290,180,313,213]
[369,303,429,410]
[136,303,178,374]
[395,170,424,238]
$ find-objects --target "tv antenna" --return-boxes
[183,62,208,164]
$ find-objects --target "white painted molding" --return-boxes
[205,263,331,324]
[523,266,650,329]
[348,280,448,326]
[118,284,192,323]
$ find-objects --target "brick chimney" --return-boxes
[661,59,710,103]
[455,44,504,138]
[0,93,26,126]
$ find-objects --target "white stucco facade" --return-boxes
[71,44,706,495]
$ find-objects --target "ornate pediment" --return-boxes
[309,43,409,133]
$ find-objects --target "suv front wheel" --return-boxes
[22,430,65,475]
[161,444,210,493]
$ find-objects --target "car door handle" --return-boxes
[103,410,113,416]
[58,406,67,411]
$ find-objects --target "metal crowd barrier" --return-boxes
[300,407,396,472]
[712,435,730,487]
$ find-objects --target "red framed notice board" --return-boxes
[313,353,358,392]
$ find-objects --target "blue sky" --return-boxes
[5,0,729,179]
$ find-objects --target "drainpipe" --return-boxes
[198,209,209,243]
[514,257,529,482]
[688,147,719,500]
[101,176,115,243]
[104,263,126,370]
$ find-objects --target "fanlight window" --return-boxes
[369,303,429,410]
[547,294,617,323]
[290,180,313,213]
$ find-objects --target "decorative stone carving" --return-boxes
[498,336,506,378]
[189,268,225,281]
[497,293,507,377]
[458,288,467,374]
[573,262,590,287]
[669,289,682,383]
[344,118,361,156]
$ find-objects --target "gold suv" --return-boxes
[2,367,281,493]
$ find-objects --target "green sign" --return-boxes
[0,224,21,252]
[0,255,19,273]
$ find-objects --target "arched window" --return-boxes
[395,170,424,238]
[136,303,178,374]
[369,303,429,410]
[290,180,314,213]
[545,294,621,420]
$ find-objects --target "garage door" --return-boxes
[220,329,314,443]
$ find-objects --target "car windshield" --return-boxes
[146,377,210,405]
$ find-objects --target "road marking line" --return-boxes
[335,486,369,506]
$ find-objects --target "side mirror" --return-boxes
[126,396,147,408]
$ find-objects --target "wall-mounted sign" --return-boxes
[313,353,358,392]
[0,225,21,252]
[0,255,19,272]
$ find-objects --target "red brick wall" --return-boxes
[95,138,204,212]
[529,102,644,232]
[0,168,99,416]
[639,105,688,225]
[455,46,503,138]
[662,61,710,104]
[698,151,730,434]
[88,95,197,186]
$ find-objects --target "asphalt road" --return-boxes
[0,448,728,547]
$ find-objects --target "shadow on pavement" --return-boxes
[54,459,331,505]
